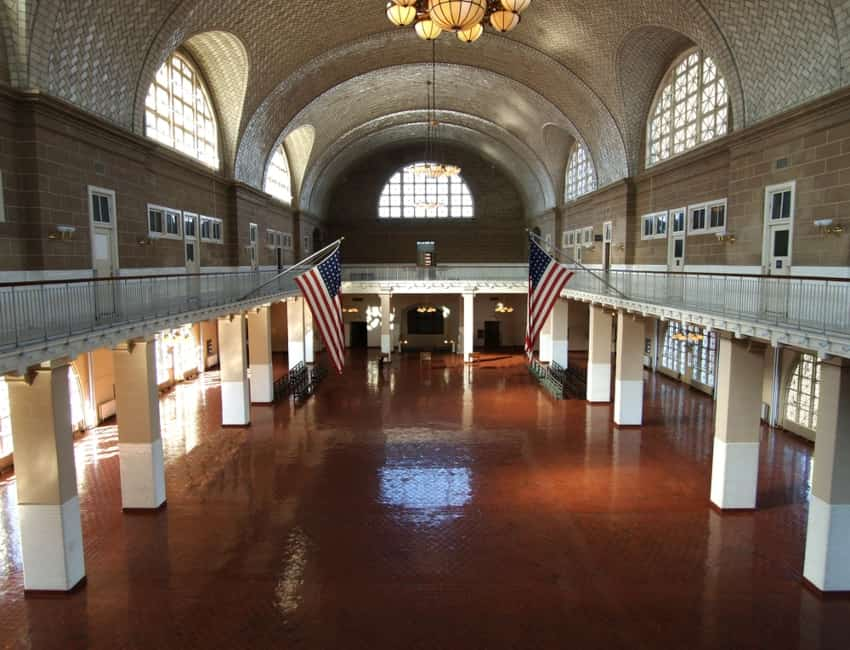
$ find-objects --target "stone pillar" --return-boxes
[551,299,569,368]
[380,293,392,360]
[462,292,474,362]
[287,297,305,369]
[614,312,645,426]
[803,359,850,592]
[539,312,554,363]
[7,361,85,591]
[218,314,250,426]
[587,305,613,402]
[113,339,166,509]
[247,306,274,403]
[710,337,762,509]
[304,304,315,364]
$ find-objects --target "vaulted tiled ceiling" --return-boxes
[8,0,848,217]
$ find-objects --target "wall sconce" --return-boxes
[614,243,625,251]
[814,218,845,236]
[138,231,161,246]
[48,225,76,241]
[715,233,736,244]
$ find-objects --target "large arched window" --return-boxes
[785,353,821,432]
[378,164,474,219]
[264,144,292,204]
[145,52,220,169]
[565,142,597,202]
[647,50,729,167]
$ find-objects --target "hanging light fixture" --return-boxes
[384,0,532,41]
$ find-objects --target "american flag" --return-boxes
[525,235,573,360]
[294,247,345,374]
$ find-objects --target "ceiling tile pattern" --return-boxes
[10,0,847,216]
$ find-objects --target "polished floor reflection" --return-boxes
[0,351,848,649]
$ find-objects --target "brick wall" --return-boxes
[563,181,632,267]
[325,144,525,264]
[0,90,294,274]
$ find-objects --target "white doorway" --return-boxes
[88,187,119,317]
[763,182,795,276]
[667,207,686,272]
[602,221,612,270]
[184,212,200,274]
[249,222,259,270]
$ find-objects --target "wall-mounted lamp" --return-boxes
[48,225,76,241]
[715,233,736,244]
[814,218,845,236]
[614,243,626,251]
[137,231,161,246]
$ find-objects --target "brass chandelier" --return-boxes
[386,0,533,43]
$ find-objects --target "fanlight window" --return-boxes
[145,52,220,169]
[785,353,821,432]
[565,142,597,202]
[378,164,474,219]
[265,145,293,204]
[647,50,729,167]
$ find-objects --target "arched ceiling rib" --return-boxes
[309,122,543,220]
[301,109,556,218]
[267,63,585,212]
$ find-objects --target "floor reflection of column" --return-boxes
[611,425,641,501]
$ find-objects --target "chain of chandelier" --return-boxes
[386,0,533,43]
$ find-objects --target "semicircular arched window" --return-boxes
[145,52,220,169]
[378,164,474,219]
[565,142,597,202]
[647,49,729,167]
[264,144,293,205]
[785,353,821,432]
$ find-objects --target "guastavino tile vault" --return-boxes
[0,1,849,647]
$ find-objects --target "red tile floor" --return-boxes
[1,350,848,649]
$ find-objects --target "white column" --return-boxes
[539,311,554,363]
[586,305,613,402]
[113,339,166,509]
[7,361,86,591]
[247,306,274,403]
[287,297,305,369]
[710,337,762,509]
[218,314,250,426]
[803,359,850,592]
[551,299,569,368]
[380,293,392,360]
[614,312,644,426]
[462,292,474,362]
[304,304,315,364]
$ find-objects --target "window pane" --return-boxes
[773,229,790,257]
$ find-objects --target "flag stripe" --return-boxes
[296,272,343,374]
[525,236,573,359]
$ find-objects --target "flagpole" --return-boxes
[240,237,344,300]
[525,229,629,300]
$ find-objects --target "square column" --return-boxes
[462,292,474,362]
[551,299,569,368]
[380,293,392,360]
[803,359,850,592]
[710,338,763,509]
[247,306,274,403]
[218,314,250,426]
[287,297,305,369]
[7,361,85,591]
[539,311,554,363]
[304,305,315,364]
[614,312,645,426]
[113,339,166,509]
[587,305,613,402]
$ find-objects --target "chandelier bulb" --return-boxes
[500,0,532,13]
[415,18,443,40]
[489,9,520,32]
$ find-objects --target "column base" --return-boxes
[221,380,250,426]
[586,363,611,402]
[614,379,644,426]
[19,496,86,591]
[710,438,760,509]
[249,363,274,404]
[539,333,553,364]
[803,495,850,592]
[119,439,166,509]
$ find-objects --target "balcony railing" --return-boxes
[342,265,850,338]
[0,269,301,352]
